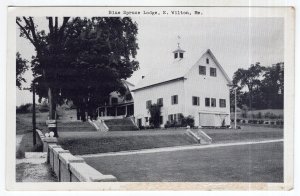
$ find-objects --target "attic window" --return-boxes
[179,53,183,58]
[206,58,209,64]
[210,67,217,77]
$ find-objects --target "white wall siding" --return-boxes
[133,80,185,126]
[184,52,231,126]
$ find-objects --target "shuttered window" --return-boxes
[171,95,178,105]
[210,67,217,77]
[192,96,200,106]
[205,98,210,107]
[199,66,206,75]
[211,98,216,107]
[219,99,226,108]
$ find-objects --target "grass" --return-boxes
[84,141,283,182]
[200,126,283,144]
[17,132,43,157]
[16,112,48,135]
[58,130,197,155]
[56,121,96,132]
[58,125,283,155]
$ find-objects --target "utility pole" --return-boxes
[32,83,36,145]
[234,88,237,129]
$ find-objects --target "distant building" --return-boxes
[132,45,232,127]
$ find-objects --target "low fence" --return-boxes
[231,118,284,126]
[36,129,117,182]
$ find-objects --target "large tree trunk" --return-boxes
[48,87,58,137]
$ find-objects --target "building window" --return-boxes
[179,53,183,58]
[205,98,210,107]
[210,67,217,77]
[199,66,206,75]
[171,95,178,105]
[159,116,163,125]
[211,98,216,107]
[192,96,200,106]
[145,117,149,122]
[146,100,152,109]
[174,53,178,59]
[168,114,174,122]
[206,58,209,64]
[111,97,118,105]
[219,99,226,108]
[157,98,163,106]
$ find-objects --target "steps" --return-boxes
[104,118,139,131]
[186,129,212,145]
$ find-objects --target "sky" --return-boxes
[16,17,284,106]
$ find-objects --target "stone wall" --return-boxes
[36,129,117,182]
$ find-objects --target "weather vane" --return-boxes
[177,35,181,48]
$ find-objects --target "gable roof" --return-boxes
[132,49,232,92]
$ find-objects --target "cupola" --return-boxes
[173,42,185,59]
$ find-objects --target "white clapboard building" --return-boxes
[132,45,232,128]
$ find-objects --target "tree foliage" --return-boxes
[231,62,284,110]
[232,62,264,110]
[16,52,28,89]
[16,17,139,123]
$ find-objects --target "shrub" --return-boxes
[148,104,161,128]
[236,119,241,123]
[257,112,262,119]
[252,120,257,124]
[31,143,43,152]
[242,120,246,123]
[264,112,279,119]
[259,120,264,124]
[16,103,32,113]
[38,100,49,112]
[221,119,226,127]
[16,148,25,159]
[241,105,248,118]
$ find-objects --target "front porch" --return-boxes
[96,102,134,119]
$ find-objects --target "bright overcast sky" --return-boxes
[16,17,284,106]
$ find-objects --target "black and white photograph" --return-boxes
[5,6,295,191]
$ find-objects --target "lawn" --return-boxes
[84,141,283,182]
[199,126,283,144]
[16,112,48,135]
[57,125,283,155]
[58,130,197,155]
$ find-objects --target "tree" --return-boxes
[261,62,284,109]
[232,62,264,110]
[57,17,139,121]
[16,17,73,136]
[16,52,28,89]
[148,104,161,128]
[16,17,139,127]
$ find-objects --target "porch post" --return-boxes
[125,105,128,116]
[115,107,117,116]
